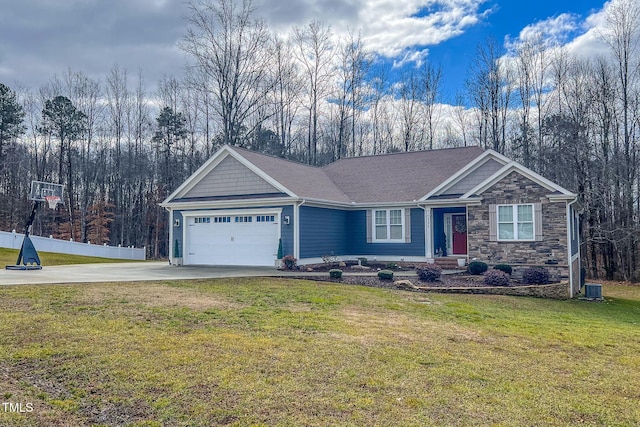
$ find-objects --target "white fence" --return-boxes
[0,230,146,261]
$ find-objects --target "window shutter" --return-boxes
[366,210,372,243]
[488,204,497,241]
[404,209,411,243]
[534,203,543,241]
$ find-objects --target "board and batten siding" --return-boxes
[347,208,425,257]
[299,206,348,258]
[444,158,504,195]
[183,155,281,199]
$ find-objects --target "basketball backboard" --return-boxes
[29,181,64,202]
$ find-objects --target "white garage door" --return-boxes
[185,213,279,266]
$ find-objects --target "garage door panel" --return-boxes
[185,214,279,266]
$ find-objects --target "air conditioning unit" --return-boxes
[584,283,602,299]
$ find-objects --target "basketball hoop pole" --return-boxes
[24,200,40,238]
[8,200,43,269]
[7,180,63,270]
[16,200,43,267]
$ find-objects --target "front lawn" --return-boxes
[0,279,639,426]
[0,247,145,267]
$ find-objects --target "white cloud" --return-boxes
[505,14,580,53]
[261,0,490,58]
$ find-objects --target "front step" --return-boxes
[433,257,467,270]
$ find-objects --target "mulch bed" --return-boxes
[283,273,533,291]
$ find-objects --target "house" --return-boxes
[161,145,582,297]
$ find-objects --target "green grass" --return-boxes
[0,279,639,426]
[0,247,144,267]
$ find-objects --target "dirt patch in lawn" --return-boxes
[78,283,244,310]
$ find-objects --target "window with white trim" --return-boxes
[497,204,534,241]
[373,208,404,242]
[194,217,210,224]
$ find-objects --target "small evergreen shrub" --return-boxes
[522,267,550,284]
[417,264,442,282]
[467,261,488,275]
[386,262,398,269]
[493,264,513,276]
[329,269,343,279]
[378,270,394,280]
[484,269,511,286]
[282,254,297,270]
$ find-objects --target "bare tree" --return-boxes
[466,37,512,153]
[182,0,274,147]
[598,0,640,279]
[270,35,303,158]
[420,62,443,150]
[398,69,422,152]
[292,20,334,164]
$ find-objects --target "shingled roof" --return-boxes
[233,145,484,204]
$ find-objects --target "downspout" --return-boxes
[566,197,579,298]
[294,199,306,262]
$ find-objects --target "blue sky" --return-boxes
[380,0,609,101]
[0,0,614,105]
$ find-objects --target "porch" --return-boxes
[426,206,468,262]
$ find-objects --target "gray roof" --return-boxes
[233,147,352,203]
[233,146,485,204]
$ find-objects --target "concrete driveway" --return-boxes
[0,262,282,286]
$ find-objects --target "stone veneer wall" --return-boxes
[467,171,570,281]
[419,282,571,300]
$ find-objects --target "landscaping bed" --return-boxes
[283,271,570,299]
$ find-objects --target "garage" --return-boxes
[184,211,280,266]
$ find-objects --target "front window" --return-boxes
[373,209,404,242]
[498,204,534,241]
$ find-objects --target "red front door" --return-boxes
[452,214,467,255]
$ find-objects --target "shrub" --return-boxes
[386,262,398,270]
[357,257,368,266]
[329,269,343,279]
[522,267,550,284]
[493,264,513,276]
[417,264,442,282]
[467,261,488,275]
[484,269,511,286]
[378,270,394,280]
[277,238,283,259]
[282,254,297,270]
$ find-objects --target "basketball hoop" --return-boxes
[45,196,60,209]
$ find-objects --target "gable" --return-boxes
[462,162,576,200]
[441,158,505,196]
[182,154,282,199]
[479,171,554,202]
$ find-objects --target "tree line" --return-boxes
[0,0,638,280]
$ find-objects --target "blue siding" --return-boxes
[280,205,294,256]
[299,206,348,258]
[347,208,425,256]
[570,205,579,257]
[172,211,184,257]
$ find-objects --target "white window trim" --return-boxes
[372,208,405,243]
[497,204,535,242]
